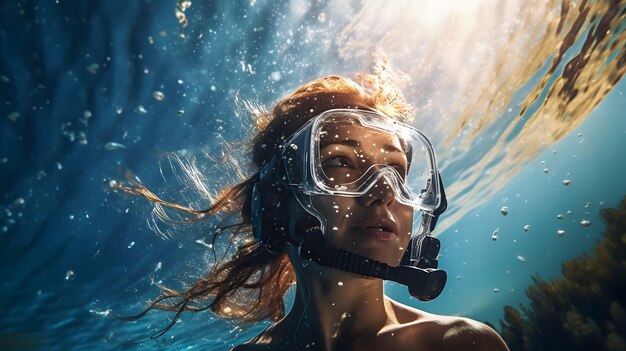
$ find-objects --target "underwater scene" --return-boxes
[1,0,625,350]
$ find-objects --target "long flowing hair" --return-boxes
[118,56,415,337]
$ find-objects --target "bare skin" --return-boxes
[233,267,508,351]
[233,121,509,351]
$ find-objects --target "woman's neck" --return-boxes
[276,266,395,350]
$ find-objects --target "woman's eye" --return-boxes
[324,156,353,168]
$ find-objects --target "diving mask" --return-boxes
[281,108,441,213]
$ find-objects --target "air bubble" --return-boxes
[104,142,126,151]
[580,219,591,227]
[136,105,147,114]
[65,270,75,281]
[195,238,213,248]
[89,309,112,317]
[562,179,571,186]
[523,225,530,232]
[557,229,566,237]
[85,63,99,74]
[271,71,282,81]
[500,206,509,216]
[491,228,499,241]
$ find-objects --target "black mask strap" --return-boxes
[298,225,447,301]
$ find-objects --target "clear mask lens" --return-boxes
[281,109,441,212]
[311,111,439,210]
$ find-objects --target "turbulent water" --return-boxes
[1,0,625,350]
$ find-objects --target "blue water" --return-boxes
[1,1,625,350]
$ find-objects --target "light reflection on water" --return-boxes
[0,0,624,350]
[335,0,626,232]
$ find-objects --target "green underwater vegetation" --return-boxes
[497,195,626,351]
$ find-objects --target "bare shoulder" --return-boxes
[384,299,510,351]
[435,316,509,351]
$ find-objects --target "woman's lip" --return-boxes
[359,217,399,237]
[359,227,396,241]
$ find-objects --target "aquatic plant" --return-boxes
[499,195,626,351]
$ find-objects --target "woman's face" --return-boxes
[309,121,414,266]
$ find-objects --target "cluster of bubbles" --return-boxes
[493,200,594,241]
[48,53,186,156]
[1,197,25,233]
[488,193,598,295]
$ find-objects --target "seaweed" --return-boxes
[499,195,626,351]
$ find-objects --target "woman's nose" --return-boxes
[359,176,395,208]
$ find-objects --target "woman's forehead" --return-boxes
[319,122,405,151]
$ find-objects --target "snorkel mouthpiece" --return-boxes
[298,226,446,301]
[403,267,447,301]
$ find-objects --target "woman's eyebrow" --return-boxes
[320,138,359,148]
[320,138,404,154]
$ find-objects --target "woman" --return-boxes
[121,66,509,351]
